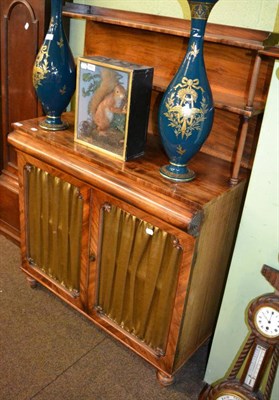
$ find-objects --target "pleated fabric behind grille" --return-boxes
[25,165,83,293]
[97,204,182,354]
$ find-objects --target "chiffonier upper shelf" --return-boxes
[63,2,278,117]
[63,3,278,184]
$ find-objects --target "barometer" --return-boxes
[199,264,279,400]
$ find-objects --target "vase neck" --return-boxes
[188,0,218,40]
[50,0,63,22]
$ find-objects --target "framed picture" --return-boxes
[74,56,153,161]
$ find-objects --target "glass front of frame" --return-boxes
[75,58,131,160]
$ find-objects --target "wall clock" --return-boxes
[199,264,279,400]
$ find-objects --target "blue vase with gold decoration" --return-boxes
[33,0,76,130]
[158,0,219,182]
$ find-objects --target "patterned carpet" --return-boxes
[0,235,208,400]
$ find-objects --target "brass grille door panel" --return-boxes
[96,203,183,355]
[25,165,84,296]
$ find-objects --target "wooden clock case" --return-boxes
[0,0,73,242]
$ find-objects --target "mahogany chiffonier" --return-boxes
[8,5,279,385]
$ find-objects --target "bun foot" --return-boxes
[26,276,37,288]
[156,370,174,386]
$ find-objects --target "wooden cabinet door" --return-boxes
[88,189,196,374]
[17,153,91,311]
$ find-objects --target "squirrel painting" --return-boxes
[89,68,127,135]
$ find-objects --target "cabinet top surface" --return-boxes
[10,113,247,220]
